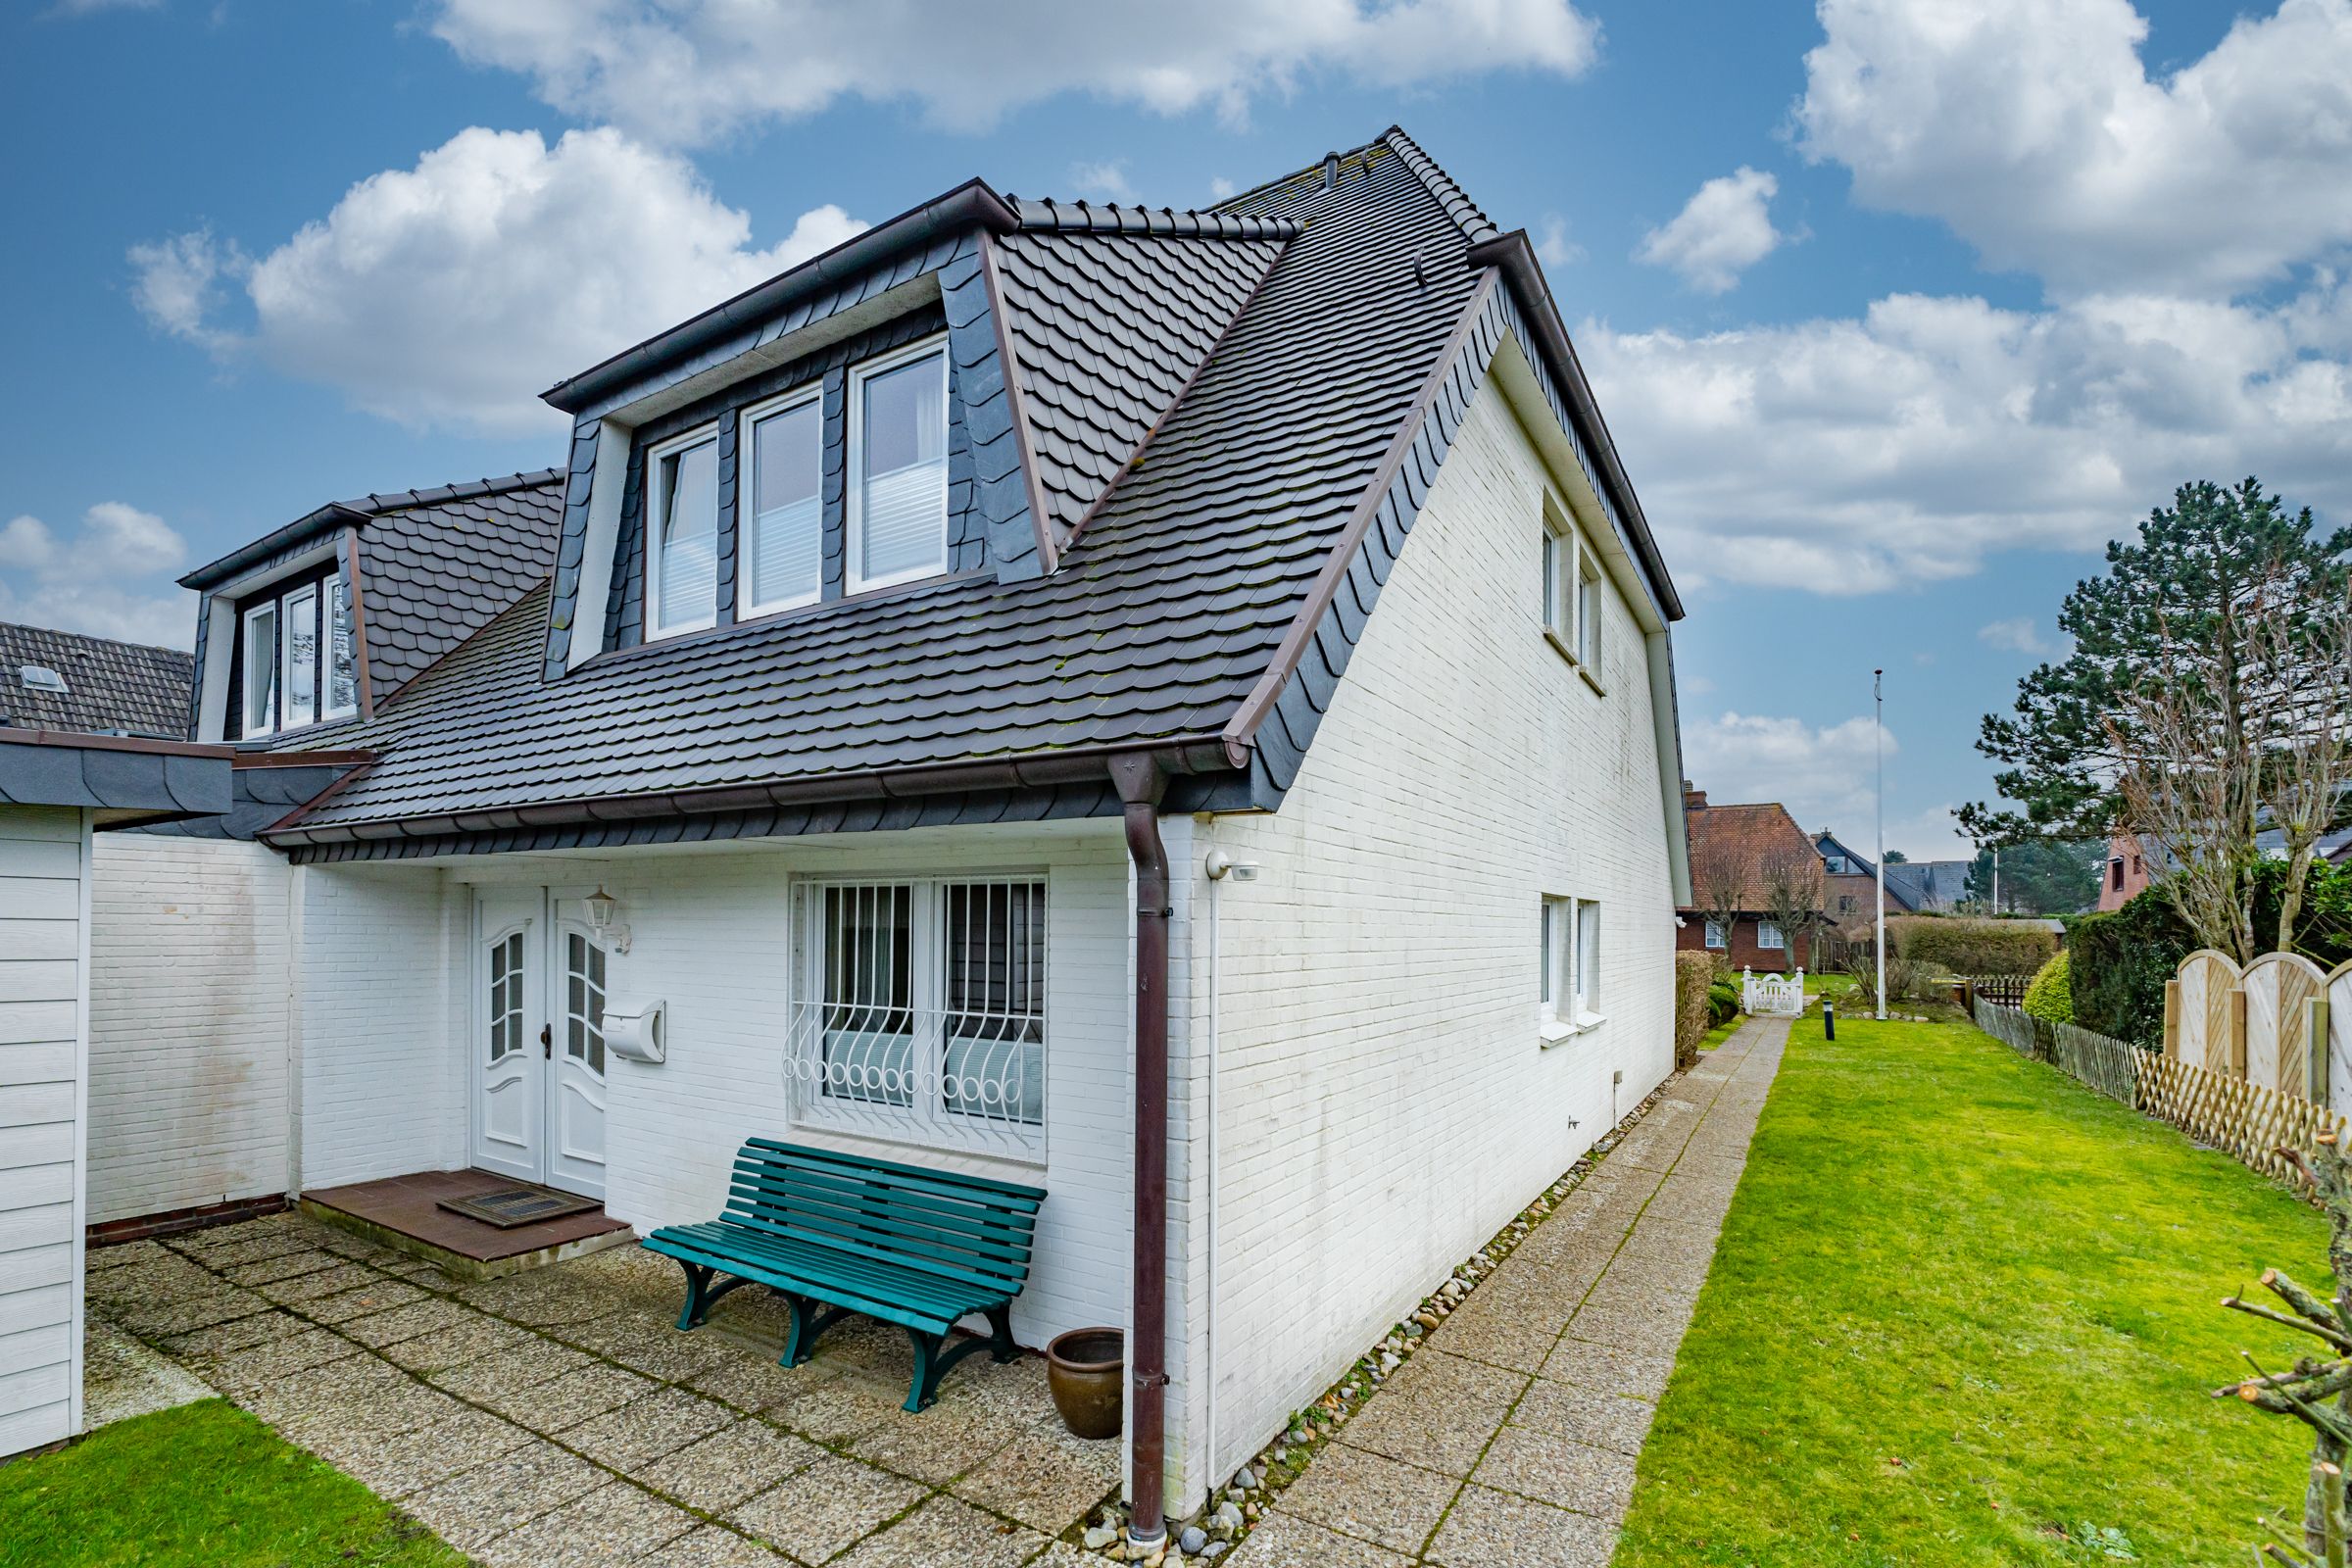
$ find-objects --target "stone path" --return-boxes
[1227,1016,1789,1568]
[86,1213,1122,1567]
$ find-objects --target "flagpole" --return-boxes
[1875,668,1886,1021]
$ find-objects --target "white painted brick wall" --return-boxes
[1164,374,1678,1506]
[86,835,292,1223]
[561,821,1137,1353]
[297,863,464,1189]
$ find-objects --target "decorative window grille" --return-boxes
[488,931,524,1060]
[786,876,1047,1156]
[565,931,607,1076]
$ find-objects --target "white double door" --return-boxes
[472,887,609,1198]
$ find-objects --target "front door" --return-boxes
[471,889,609,1198]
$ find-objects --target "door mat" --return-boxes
[437,1184,601,1229]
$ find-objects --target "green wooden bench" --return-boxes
[644,1138,1048,1413]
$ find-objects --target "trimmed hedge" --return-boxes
[2022,950,2073,1025]
[1887,916,2058,977]
[1674,952,1716,1069]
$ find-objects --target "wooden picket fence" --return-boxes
[2051,1020,2140,1106]
[1976,999,2346,1194]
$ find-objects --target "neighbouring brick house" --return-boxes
[56,128,1696,1524]
[1678,786,1827,971]
[1812,827,1918,925]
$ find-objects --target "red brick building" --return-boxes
[1675,786,1828,972]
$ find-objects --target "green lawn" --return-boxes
[0,1399,465,1568]
[1617,1012,2328,1566]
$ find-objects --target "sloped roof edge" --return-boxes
[181,468,563,591]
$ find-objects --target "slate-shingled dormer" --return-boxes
[538,184,1299,679]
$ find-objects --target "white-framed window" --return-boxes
[1575,900,1600,1021]
[240,599,278,739]
[1542,895,1603,1039]
[789,874,1048,1155]
[848,335,950,593]
[1541,895,1572,1037]
[1542,508,1572,642]
[1704,917,1727,951]
[1756,919,1785,951]
[646,425,720,639]
[739,385,823,618]
[232,561,358,741]
[1576,543,1601,667]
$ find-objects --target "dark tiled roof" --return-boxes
[1884,859,1972,910]
[356,471,564,702]
[261,128,1673,846]
[0,620,193,738]
[993,229,1286,545]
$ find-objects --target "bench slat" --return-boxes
[722,1171,1038,1268]
[742,1137,1046,1204]
[713,1204,1028,1298]
[645,1228,995,1337]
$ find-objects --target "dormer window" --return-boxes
[740,387,822,617]
[233,563,356,740]
[849,337,949,593]
[647,427,719,640]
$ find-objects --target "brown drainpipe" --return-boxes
[1108,753,1171,1546]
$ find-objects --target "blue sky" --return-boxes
[5,0,2349,860]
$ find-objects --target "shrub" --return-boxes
[2069,893,2195,1046]
[1707,978,1740,1025]
[2022,950,2073,1024]
[1887,916,2057,977]
[1674,953,1716,1069]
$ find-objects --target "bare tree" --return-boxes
[1690,836,1747,963]
[2111,564,2352,961]
[2215,1133,2352,1563]
[1758,845,1826,973]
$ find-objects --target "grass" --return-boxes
[0,1398,465,1567]
[1616,1011,2329,1566]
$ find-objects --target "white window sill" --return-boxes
[1544,627,1579,666]
[1578,663,1605,697]
[1539,1017,1576,1046]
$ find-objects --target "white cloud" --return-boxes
[1685,710,1893,834]
[1634,167,1785,293]
[1207,175,1237,202]
[1581,280,2352,592]
[1537,215,1583,267]
[131,126,867,434]
[1070,159,1134,202]
[1978,616,2054,656]
[427,0,1600,144]
[1795,0,2352,296]
[0,503,193,649]
[49,0,166,14]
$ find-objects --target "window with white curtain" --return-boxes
[1756,919,1785,950]
[740,388,822,616]
[281,583,318,730]
[849,338,949,592]
[1540,895,1571,1037]
[647,428,719,638]
[240,601,278,738]
[1574,899,1600,1021]
[1704,918,1727,951]
[1541,508,1572,642]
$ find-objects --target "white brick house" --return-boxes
[83,128,1692,1525]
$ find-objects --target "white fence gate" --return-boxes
[1742,967,1805,1017]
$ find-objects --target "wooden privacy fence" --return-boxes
[2165,949,2351,1102]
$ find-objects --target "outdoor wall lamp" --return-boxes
[584,886,632,955]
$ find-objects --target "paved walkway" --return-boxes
[87,1215,1120,1566]
[1229,1016,1790,1568]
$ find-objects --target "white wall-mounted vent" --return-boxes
[19,664,68,694]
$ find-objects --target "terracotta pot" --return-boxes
[1046,1327,1124,1441]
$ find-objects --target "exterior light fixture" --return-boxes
[584,886,631,954]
